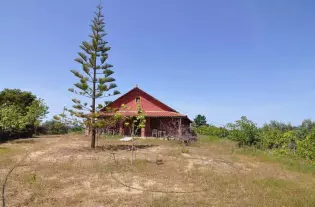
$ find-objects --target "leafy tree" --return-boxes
[117,104,146,165]
[26,99,49,134]
[0,89,36,114]
[227,116,260,146]
[67,4,120,148]
[0,104,28,138]
[0,89,49,140]
[120,104,146,137]
[296,119,315,140]
[193,114,207,127]
[263,120,293,132]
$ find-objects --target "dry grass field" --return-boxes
[1,134,315,207]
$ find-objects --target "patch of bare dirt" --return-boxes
[1,134,315,206]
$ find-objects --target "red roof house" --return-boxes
[100,86,191,137]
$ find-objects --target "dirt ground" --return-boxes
[1,134,315,207]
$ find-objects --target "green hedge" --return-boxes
[194,125,229,138]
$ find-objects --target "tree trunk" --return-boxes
[131,122,135,166]
[91,65,96,148]
[91,128,96,148]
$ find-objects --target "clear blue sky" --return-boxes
[1,0,315,126]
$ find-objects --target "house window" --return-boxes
[136,97,141,104]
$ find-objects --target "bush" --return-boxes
[274,131,297,155]
[226,116,260,147]
[69,126,84,133]
[195,125,228,138]
[263,120,293,132]
[194,115,315,162]
[296,119,315,140]
[260,128,283,149]
[297,130,315,161]
[38,120,69,135]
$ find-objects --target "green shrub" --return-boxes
[195,115,315,162]
[195,125,228,138]
[181,147,189,154]
[38,120,69,135]
[263,120,293,132]
[274,131,297,155]
[260,129,297,153]
[296,119,315,140]
[260,128,283,149]
[297,130,315,161]
[227,116,260,147]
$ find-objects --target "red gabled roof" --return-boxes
[101,86,178,112]
[100,86,190,120]
[100,111,187,118]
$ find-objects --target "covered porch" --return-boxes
[113,116,191,138]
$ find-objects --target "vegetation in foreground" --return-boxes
[1,133,315,207]
[0,89,48,141]
[194,115,315,164]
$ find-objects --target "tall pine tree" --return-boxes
[69,4,119,148]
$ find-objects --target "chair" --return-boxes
[112,129,116,136]
[152,129,158,137]
[107,129,113,136]
[158,130,166,138]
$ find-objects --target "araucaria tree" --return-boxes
[69,4,119,148]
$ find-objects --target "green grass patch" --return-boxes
[181,147,189,154]
[236,147,315,174]
[103,134,124,140]
[275,156,315,173]
[69,130,84,135]
[0,147,10,154]
[198,135,220,143]
[252,178,315,206]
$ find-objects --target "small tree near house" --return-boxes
[117,104,146,165]
[66,4,120,148]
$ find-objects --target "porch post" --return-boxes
[119,121,124,136]
[141,117,149,137]
[178,118,182,137]
[141,127,146,137]
[145,117,151,137]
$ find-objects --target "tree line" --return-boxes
[0,88,86,142]
[0,89,48,141]
[193,114,315,162]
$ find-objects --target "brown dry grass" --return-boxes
[0,134,315,207]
